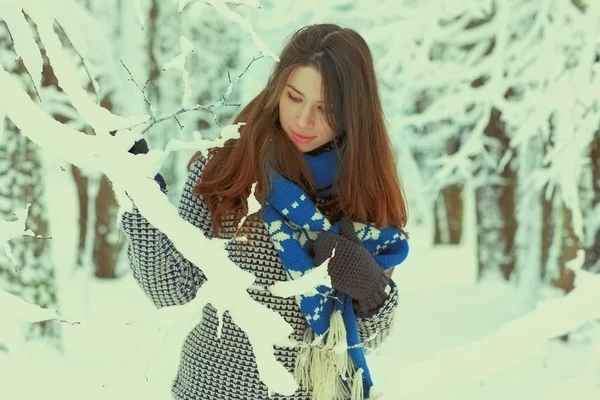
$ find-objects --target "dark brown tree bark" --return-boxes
[551,204,578,293]
[583,132,600,271]
[93,175,120,278]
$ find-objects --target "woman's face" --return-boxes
[278,66,336,153]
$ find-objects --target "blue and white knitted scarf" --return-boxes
[261,149,409,399]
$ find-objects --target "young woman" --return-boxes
[122,23,409,400]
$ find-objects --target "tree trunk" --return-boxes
[541,190,579,293]
[583,131,600,272]
[71,164,89,267]
[40,30,121,279]
[434,137,463,244]
[476,108,517,280]
[514,136,543,297]
[555,205,578,292]
[540,191,553,279]
[93,175,120,278]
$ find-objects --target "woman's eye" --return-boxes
[288,93,301,102]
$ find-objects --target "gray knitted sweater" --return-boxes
[121,153,400,400]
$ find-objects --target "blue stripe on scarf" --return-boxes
[262,149,409,397]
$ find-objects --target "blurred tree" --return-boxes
[0,20,61,346]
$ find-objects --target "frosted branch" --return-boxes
[0,1,43,101]
[0,6,326,390]
[55,21,99,104]
[21,0,149,134]
[179,0,279,62]
[121,55,261,134]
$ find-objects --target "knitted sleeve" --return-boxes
[354,279,400,354]
[121,154,214,308]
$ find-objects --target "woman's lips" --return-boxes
[291,130,315,144]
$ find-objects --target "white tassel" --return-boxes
[294,328,314,392]
[295,310,352,400]
[310,345,349,400]
[350,368,364,400]
[368,386,381,399]
[324,310,349,377]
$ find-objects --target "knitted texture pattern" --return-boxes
[261,150,409,397]
[121,153,402,400]
[313,223,392,314]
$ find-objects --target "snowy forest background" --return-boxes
[1,0,600,399]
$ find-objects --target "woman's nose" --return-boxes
[297,106,314,128]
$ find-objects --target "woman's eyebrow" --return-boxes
[285,84,323,103]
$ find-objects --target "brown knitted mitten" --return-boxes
[313,219,391,313]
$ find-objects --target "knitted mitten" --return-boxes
[313,218,391,313]
[109,130,149,155]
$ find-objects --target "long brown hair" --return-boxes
[188,24,408,237]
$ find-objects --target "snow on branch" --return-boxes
[179,0,279,62]
[0,3,329,396]
[379,0,600,242]
[164,35,195,109]
[21,0,149,135]
[119,55,263,134]
[0,2,43,92]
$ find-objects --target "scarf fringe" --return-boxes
[351,368,364,400]
[295,310,367,400]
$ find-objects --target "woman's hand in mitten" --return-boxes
[313,218,391,313]
[109,130,149,155]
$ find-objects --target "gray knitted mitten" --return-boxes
[313,218,391,313]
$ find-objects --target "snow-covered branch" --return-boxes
[0,2,323,395]
[179,0,278,61]
[377,0,600,244]
[119,53,261,134]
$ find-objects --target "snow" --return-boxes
[0,4,310,394]
[162,35,195,109]
[2,0,600,399]
[0,157,596,399]
[22,0,148,135]
[163,36,194,73]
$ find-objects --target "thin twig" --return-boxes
[120,59,153,109]
[55,22,99,104]
[139,100,241,135]
[59,319,81,326]
[32,235,53,240]
[210,109,221,127]
[122,55,260,135]
[174,115,184,130]
[222,55,264,103]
